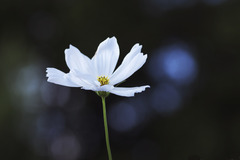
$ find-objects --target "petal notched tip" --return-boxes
[101,37,118,47]
[133,85,150,94]
[45,67,79,87]
[109,36,116,40]
[104,36,117,45]
[46,67,58,77]
[64,44,78,54]
[132,43,142,50]
[110,85,150,97]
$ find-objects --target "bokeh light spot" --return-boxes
[50,134,81,160]
[41,81,70,107]
[36,112,65,141]
[12,63,43,111]
[162,46,197,84]
[151,83,181,115]
[148,44,198,85]
[109,102,137,132]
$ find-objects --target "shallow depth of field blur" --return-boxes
[1,0,240,160]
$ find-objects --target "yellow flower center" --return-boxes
[97,76,109,86]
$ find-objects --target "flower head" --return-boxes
[46,37,150,97]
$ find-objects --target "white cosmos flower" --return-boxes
[46,37,150,97]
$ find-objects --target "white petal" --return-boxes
[109,44,142,84]
[96,84,114,92]
[116,43,142,68]
[68,69,98,91]
[46,68,79,87]
[110,85,150,97]
[65,45,94,75]
[92,37,119,77]
[110,50,147,85]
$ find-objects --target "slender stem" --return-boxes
[101,97,112,160]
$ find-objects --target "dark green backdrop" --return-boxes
[1,0,240,159]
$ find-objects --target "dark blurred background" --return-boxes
[1,0,240,159]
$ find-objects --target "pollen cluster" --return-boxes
[97,76,109,86]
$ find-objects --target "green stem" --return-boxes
[101,96,112,160]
